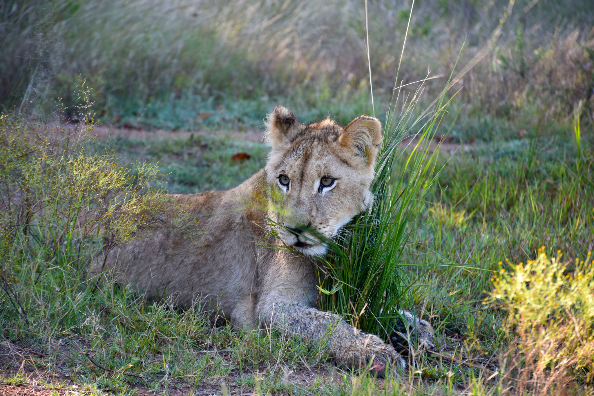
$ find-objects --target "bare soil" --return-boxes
[91,125,264,144]
[91,124,472,153]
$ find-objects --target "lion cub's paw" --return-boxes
[336,332,405,378]
[365,340,406,378]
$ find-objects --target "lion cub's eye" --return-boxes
[319,176,336,192]
[278,175,290,187]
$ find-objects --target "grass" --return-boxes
[2,112,587,394]
[94,132,269,193]
[1,0,594,394]
[0,115,331,394]
[316,77,449,339]
[397,121,594,392]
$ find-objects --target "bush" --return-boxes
[0,91,170,336]
[489,248,594,394]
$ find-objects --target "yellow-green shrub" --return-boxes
[0,112,168,259]
[489,247,594,394]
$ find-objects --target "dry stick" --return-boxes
[83,351,146,380]
[393,75,444,92]
[2,341,46,358]
[0,273,30,327]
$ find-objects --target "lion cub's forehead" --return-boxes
[288,120,342,151]
[278,140,350,179]
[268,118,362,175]
[307,119,342,135]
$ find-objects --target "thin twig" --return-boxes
[0,273,30,327]
[83,352,146,380]
[2,341,46,358]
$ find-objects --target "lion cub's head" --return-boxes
[264,105,382,256]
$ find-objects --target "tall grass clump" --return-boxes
[317,75,454,343]
[489,248,594,394]
[316,2,463,346]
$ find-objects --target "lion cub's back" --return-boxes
[91,186,262,309]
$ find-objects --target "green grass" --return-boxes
[395,126,594,391]
[316,79,450,341]
[5,101,592,394]
[0,111,580,394]
[95,133,269,193]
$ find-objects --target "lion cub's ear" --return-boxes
[339,116,382,167]
[265,105,303,150]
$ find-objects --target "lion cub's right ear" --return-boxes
[265,105,303,151]
[339,115,383,167]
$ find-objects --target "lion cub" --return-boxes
[93,105,431,375]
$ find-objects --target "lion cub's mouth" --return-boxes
[294,241,313,248]
[291,236,328,256]
[282,226,327,255]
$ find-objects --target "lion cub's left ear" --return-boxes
[339,116,382,167]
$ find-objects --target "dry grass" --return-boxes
[2,0,593,128]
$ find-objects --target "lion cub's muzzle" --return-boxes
[286,227,314,248]
[281,225,328,256]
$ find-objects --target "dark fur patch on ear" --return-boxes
[354,143,365,157]
[272,105,296,132]
[266,105,302,150]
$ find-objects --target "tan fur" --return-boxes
[91,105,429,375]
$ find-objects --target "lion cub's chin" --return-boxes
[292,242,327,257]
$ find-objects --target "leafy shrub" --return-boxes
[0,96,172,335]
[489,248,594,394]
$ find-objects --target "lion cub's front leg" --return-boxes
[264,304,405,376]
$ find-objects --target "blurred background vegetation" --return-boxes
[2,0,593,132]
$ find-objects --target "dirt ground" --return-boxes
[90,124,471,153]
[0,340,342,395]
[35,122,472,154]
[91,125,265,144]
